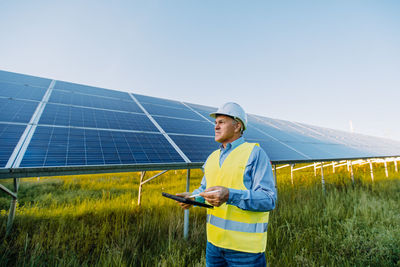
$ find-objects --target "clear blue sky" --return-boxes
[1,1,399,141]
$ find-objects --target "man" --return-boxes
[177,102,277,267]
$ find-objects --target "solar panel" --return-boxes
[0,81,47,101]
[0,98,39,123]
[40,103,159,132]
[0,123,27,167]
[247,115,386,160]
[0,69,399,178]
[300,123,400,157]
[20,126,185,167]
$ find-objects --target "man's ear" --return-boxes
[234,121,242,133]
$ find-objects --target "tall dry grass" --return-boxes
[0,163,399,266]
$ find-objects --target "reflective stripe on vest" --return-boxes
[205,142,269,253]
[207,214,268,233]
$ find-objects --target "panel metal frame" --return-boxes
[0,162,202,179]
[2,155,400,180]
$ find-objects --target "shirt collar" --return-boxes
[219,137,245,151]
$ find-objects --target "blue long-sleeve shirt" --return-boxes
[192,137,277,212]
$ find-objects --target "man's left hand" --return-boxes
[200,186,229,207]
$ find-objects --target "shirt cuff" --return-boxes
[227,188,244,205]
[195,196,205,203]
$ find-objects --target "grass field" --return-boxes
[1,162,400,266]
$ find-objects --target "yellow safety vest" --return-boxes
[205,142,269,253]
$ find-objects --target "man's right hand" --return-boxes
[175,192,193,209]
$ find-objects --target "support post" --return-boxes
[273,164,278,207]
[314,162,317,177]
[6,198,17,235]
[290,164,294,185]
[368,159,374,182]
[384,159,388,178]
[349,160,354,185]
[320,162,326,194]
[184,169,190,240]
[395,159,398,173]
[14,177,20,192]
[137,171,146,206]
[332,161,336,173]
[273,164,277,188]
[6,178,19,235]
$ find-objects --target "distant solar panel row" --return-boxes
[0,69,400,172]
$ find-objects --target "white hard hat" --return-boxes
[210,102,248,131]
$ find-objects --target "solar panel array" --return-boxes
[1,70,400,173]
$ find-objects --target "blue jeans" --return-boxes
[206,242,266,267]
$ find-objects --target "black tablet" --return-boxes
[162,192,213,209]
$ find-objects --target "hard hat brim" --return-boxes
[209,112,246,131]
[209,112,229,118]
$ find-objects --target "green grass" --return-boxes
[1,164,400,266]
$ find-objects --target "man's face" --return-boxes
[214,115,241,144]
